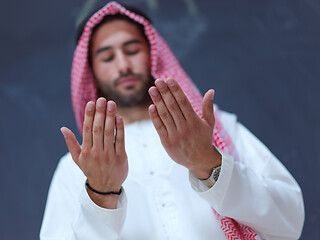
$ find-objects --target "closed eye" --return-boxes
[102,56,113,62]
[126,49,139,55]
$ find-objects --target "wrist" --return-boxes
[190,145,222,180]
[86,179,122,195]
[200,165,222,188]
[191,168,214,180]
[86,177,122,193]
[86,184,122,209]
[87,190,119,209]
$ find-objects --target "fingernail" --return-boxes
[107,101,115,111]
[116,116,122,123]
[167,78,175,87]
[150,87,159,97]
[156,79,165,88]
[87,102,94,111]
[97,99,104,108]
[149,105,156,112]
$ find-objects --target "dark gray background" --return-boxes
[0,0,319,239]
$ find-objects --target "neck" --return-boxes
[117,101,151,125]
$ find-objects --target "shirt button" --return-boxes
[162,203,165,207]
[142,144,147,148]
[150,171,154,175]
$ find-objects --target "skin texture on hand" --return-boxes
[60,78,220,209]
[148,78,221,180]
[60,98,128,209]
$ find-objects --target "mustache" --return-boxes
[114,73,144,86]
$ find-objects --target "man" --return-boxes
[40,2,304,239]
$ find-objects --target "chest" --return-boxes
[120,121,226,240]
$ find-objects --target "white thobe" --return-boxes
[40,109,304,240]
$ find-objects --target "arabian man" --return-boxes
[40,1,304,239]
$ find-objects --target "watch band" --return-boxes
[201,165,222,188]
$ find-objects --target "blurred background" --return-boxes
[0,0,319,239]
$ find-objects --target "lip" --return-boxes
[117,76,139,88]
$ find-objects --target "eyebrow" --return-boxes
[95,39,143,56]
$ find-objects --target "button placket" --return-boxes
[152,176,182,239]
[139,121,182,239]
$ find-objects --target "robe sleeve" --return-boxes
[40,154,127,240]
[189,111,304,240]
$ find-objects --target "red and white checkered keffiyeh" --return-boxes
[71,2,261,239]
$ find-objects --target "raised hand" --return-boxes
[60,98,128,208]
[148,78,221,180]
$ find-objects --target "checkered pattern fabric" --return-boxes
[71,2,260,239]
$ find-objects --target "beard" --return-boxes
[95,73,154,108]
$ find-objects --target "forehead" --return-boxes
[91,19,147,48]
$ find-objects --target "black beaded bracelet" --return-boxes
[85,180,122,195]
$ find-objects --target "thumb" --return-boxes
[202,89,215,127]
[60,127,81,166]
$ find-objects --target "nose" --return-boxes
[116,51,132,75]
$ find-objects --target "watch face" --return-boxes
[213,166,221,182]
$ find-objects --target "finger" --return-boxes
[202,89,215,127]
[148,104,168,138]
[60,127,81,166]
[148,86,176,132]
[82,101,95,148]
[104,101,116,151]
[115,116,125,155]
[165,78,197,120]
[155,79,186,130]
[92,98,107,149]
